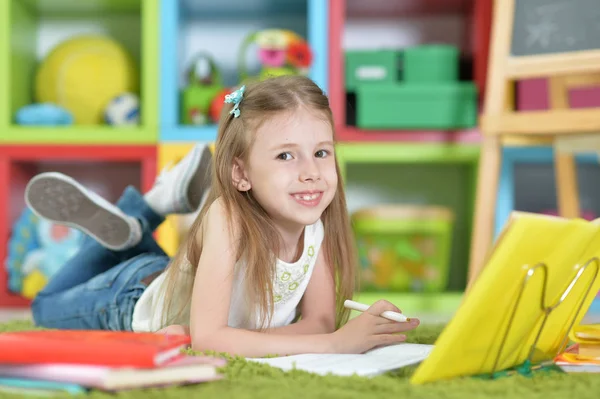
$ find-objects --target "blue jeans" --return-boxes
[31,186,171,331]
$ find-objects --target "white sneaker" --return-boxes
[24,172,142,251]
[144,143,212,215]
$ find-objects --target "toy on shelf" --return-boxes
[181,53,226,125]
[15,103,73,126]
[352,205,454,293]
[238,29,313,82]
[35,35,139,126]
[346,44,477,130]
[209,88,231,122]
[5,208,81,300]
[104,93,140,126]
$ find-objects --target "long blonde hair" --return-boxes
[160,75,357,330]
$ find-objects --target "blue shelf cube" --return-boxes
[159,0,328,142]
[495,146,600,238]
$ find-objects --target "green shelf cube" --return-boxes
[0,0,159,144]
[345,49,401,92]
[356,82,478,130]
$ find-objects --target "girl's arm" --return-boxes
[156,249,334,336]
[188,199,415,357]
[188,199,335,357]
[158,220,336,335]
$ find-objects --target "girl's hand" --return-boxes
[156,324,190,336]
[329,300,420,354]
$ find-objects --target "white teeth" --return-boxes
[294,193,319,201]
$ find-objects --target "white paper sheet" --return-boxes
[248,343,434,377]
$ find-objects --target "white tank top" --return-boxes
[131,219,325,332]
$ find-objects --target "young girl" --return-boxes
[25,76,420,357]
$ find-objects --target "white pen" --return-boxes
[344,300,410,323]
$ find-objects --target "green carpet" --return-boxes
[1,321,599,398]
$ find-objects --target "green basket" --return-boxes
[352,205,454,293]
[356,82,478,129]
[403,44,458,83]
[345,49,402,91]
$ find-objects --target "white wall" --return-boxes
[344,14,471,54]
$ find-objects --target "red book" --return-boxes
[0,330,191,368]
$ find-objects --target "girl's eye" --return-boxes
[277,152,292,161]
[315,149,329,158]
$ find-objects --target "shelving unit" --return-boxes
[0,145,156,307]
[328,1,491,299]
[0,0,330,308]
[159,0,328,142]
[0,0,498,310]
[0,0,161,307]
[0,0,159,144]
[328,0,490,142]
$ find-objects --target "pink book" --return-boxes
[0,355,226,391]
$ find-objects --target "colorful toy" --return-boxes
[181,53,224,125]
[238,29,313,82]
[5,209,40,294]
[15,103,73,126]
[5,207,82,299]
[104,93,140,125]
[209,88,231,123]
[36,35,139,125]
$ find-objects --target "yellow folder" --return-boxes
[411,212,600,384]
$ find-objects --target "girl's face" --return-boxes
[235,106,337,232]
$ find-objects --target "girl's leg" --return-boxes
[28,181,165,296]
[27,143,211,330]
[32,253,171,331]
[26,143,211,296]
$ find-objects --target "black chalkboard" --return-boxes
[511,0,600,56]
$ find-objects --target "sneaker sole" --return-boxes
[25,173,131,250]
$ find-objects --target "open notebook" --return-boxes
[248,343,433,377]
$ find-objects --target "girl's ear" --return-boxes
[232,158,251,192]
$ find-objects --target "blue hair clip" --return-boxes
[224,85,245,118]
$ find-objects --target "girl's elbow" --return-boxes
[323,320,336,334]
[316,315,336,334]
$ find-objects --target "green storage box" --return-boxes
[403,45,458,83]
[352,205,454,293]
[356,82,477,129]
[345,50,401,91]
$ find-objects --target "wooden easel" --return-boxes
[468,0,600,285]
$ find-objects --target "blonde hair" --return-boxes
[160,75,357,330]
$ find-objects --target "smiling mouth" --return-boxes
[291,192,323,207]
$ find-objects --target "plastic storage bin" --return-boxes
[356,82,477,129]
[352,205,454,293]
[403,45,458,83]
[345,50,401,91]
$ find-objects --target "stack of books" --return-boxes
[555,324,600,373]
[0,330,225,395]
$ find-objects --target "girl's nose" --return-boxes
[299,159,320,182]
